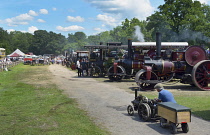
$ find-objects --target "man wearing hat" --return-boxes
[154,83,176,103]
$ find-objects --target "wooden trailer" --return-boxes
[158,102,191,134]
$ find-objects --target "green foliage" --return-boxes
[67,32,88,51]
[88,18,152,45]
[147,0,210,45]
[0,27,11,53]
[9,31,33,54]
[31,30,67,55]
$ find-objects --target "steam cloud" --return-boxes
[134,26,145,42]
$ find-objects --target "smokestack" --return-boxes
[128,39,132,59]
[156,32,162,59]
[100,42,103,61]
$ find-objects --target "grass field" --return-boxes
[0,64,109,135]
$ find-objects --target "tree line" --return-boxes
[1,0,210,55]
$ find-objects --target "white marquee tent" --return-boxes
[8,49,25,57]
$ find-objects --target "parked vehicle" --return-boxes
[24,55,33,65]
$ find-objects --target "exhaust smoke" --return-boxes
[134,26,145,42]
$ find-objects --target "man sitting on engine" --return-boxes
[154,83,176,103]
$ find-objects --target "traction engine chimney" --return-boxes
[156,32,162,60]
[99,42,103,61]
[128,39,132,59]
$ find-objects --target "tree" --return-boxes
[9,31,33,54]
[31,30,67,55]
[0,27,11,54]
[146,0,210,44]
[67,32,87,51]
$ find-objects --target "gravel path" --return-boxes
[49,64,210,135]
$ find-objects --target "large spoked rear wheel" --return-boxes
[192,60,210,91]
[135,69,158,91]
[138,103,151,121]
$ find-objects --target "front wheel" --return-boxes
[127,105,134,116]
[135,69,158,91]
[108,66,125,81]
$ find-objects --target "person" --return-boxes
[80,59,87,76]
[154,83,176,103]
[76,59,82,77]
[85,59,89,76]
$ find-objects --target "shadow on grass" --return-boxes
[164,85,200,91]
[193,110,210,121]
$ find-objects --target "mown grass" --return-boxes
[0,64,109,135]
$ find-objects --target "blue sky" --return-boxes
[0,0,209,37]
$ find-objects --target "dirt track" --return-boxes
[49,64,210,135]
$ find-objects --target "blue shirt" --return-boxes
[158,89,176,103]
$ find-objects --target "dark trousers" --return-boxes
[78,68,82,77]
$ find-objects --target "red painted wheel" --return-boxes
[185,46,207,66]
[192,60,210,91]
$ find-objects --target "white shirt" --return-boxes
[76,60,80,68]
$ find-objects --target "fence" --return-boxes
[0,61,22,72]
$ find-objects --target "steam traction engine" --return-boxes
[107,38,188,83]
[135,32,210,91]
[84,42,128,77]
[107,39,143,81]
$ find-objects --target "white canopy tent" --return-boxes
[8,49,25,57]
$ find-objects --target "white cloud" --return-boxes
[52,7,57,11]
[37,19,46,23]
[28,10,38,16]
[28,26,38,33]
[67,16,84,22]
[97,14,119,27]
[7,29,15,33]
[94,27,106,32]
[13,13,33,21]
[87,0,154,20]
[5,13,33,26]
[56,25,85,32]
[195,0,210,3]
[40,9,48,14]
